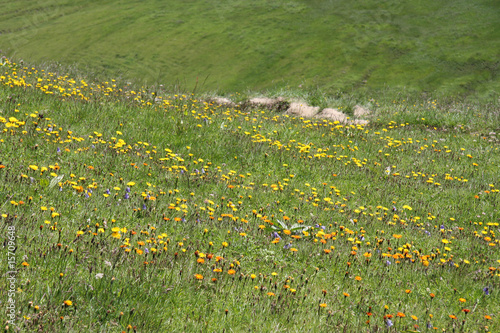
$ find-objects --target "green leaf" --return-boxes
[39,179,49,188]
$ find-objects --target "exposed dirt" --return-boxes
[247,97,290,112]
[286,102,320,118]
[209,96,371,124]
[354,105,371,117]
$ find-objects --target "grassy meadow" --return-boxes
[1,56,499,332]
[0,0,499,98]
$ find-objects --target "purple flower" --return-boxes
[126,187,131,193]
[360,236,365,241]
[59,187,63,192]
[105,189,111,195]
[386,260,392,266]
[57,147,61,153]
[483,287,490,295]
[425,230,431,236]
[440,225,445,230]
[427,322,433,329]
[124,193,130,199]
[283,243,292,250]
[144,248,149,254]
[272,232,281,239]
[85,193,89,199]
[386,319,393,328]
[142,204,147,210]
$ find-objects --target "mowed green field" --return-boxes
[0,0,499,98]
[0,56,499,332]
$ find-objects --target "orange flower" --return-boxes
[319,303,327,308]
[405,289,412,294]
[430,293,435,298]
[343,292,350,297]
[397,312,406,318]
[228,269,236,275]
[355,276,362,281]
[449,314,457,320]
[194,274,203,280]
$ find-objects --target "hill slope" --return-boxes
[0,0,499,97]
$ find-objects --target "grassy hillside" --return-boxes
[0,0,499,98]
[1,58,500,332]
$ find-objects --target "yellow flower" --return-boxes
[319,303,327,308]
[63,300,73,306]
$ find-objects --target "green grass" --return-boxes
[0,0,499,99]
[1,58,499,332]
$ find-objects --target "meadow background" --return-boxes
[1,0,500,332]
[0,0,499,99]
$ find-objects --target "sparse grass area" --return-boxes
[0,0,499,98]
[1,58,499,332]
